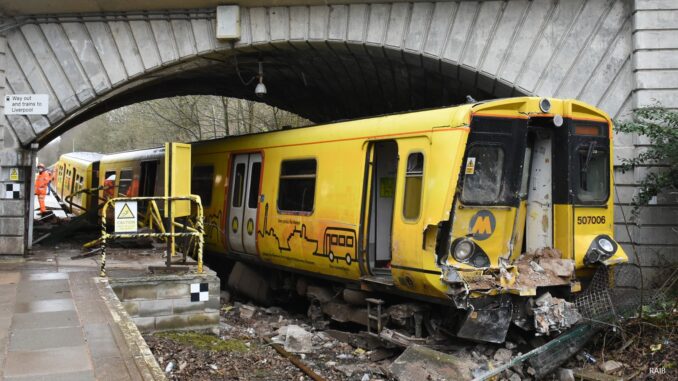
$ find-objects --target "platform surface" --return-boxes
[0,248,165,381]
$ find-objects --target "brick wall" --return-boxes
[111,272,221,333]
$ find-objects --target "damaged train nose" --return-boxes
[441,248,583,343]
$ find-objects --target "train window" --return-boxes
[248,163,261,209]
[278,159,316,213]
[575,142,609,203]
[346,236,354,247]
[403,153,424,220]
[191,165,214,207]
[118,170,133,196]
[103,171,116,199]
[461,145,505,204]
[232,163,246,207]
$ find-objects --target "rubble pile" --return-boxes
[532,292,582,335]
[144,295,577,381]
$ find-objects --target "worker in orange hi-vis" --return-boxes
[34,163,52,215]
[126,175,139,197]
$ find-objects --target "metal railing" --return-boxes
[98,195,204,277]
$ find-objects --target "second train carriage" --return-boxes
[53,152,103,215]
[52,97,628,343]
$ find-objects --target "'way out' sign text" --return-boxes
[4,94,49,115]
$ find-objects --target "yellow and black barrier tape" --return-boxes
[99,195,204,277]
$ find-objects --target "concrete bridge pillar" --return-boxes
[0,22,32,256]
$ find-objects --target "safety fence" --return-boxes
[98,195,204,277]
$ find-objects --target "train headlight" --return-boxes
[453,239,474,262]
[598,238,614,253]
[584,235,618,265]
[539,98,551,113]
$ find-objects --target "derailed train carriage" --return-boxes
[54,97,627,343]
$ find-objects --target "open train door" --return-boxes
[164,143,192,257]
[227,153,262,255]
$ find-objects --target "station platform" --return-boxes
[0,248,164,381]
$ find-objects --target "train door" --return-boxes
[365,141,398,274]
[227,153,262,254]
[525,130,553,251]
[139,161,158,213]
[140,161,157,196]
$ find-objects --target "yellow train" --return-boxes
[54,97,627,343]
[52,152,102,215]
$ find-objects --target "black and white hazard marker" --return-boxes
[190,283,209,302]
[5,183,20,199]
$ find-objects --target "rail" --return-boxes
[98,195,204,277]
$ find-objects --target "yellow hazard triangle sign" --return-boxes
[117,203,135,219]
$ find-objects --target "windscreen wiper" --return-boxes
[583,141,595,174]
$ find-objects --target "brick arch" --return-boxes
[2,0,632,147]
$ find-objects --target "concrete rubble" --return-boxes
[598,360,624,374]
[144,286,597,381]
[532,292,582,335]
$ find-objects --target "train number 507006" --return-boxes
[577,216,606,224]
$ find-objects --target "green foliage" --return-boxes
[614,105,678,212]
[156,331,249,352]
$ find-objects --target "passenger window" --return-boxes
[232,163,246,207]
[118,170,134,196]
[248,163,261,209]
[461,145,505,204]
[403,153,424,220]
[191,165,214,207]
[576,143,608,203]
[278,159,316,213]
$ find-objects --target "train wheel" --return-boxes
[345,254,352,265]
[328,251,334,262]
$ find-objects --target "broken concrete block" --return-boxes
[283,325,313,353]
[530,261,545,273]
[532,293,582,335]
[493,348,513,363]
[558,368,575,381]
[598,360,624,374]
[390,344,475,381]
[539,258,575,277]
[239,304,256,319]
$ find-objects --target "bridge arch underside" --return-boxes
[3,1,633,147]
[39,45,520,144]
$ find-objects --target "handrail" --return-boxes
[62,185,115,214]
[99,195,204,277]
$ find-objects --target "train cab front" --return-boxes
[437,97,628,343]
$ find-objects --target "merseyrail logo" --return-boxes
[469,210,496,240]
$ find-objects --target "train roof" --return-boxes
[100,146,165,164]
[60,151,104,164]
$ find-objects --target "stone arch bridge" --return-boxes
[0,1,675,277]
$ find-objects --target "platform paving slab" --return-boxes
[0,251,166,381]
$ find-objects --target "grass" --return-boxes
[156,331,249,352]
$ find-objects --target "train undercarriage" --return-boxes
[224,248,584,346]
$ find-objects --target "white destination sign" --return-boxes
[4,94,49,115]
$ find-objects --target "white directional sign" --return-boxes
[4,94,49,115]
[114,201,138,233]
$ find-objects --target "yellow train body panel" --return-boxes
[57,97,625,312]
[190,97,626,303]
[53,152,102,215]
